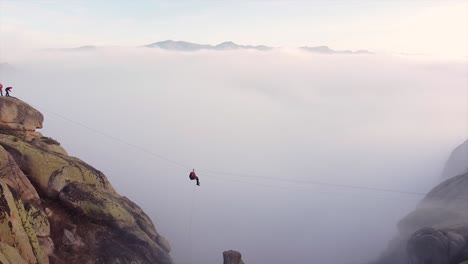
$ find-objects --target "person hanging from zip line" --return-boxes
[5,87,12,97]
[0,83,3,96]
[189,169,200,186]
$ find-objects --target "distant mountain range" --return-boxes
[144,40,272,51]
[300,46,373,54]
[44,41,374,54]
[43,45,97,52]
[64,45,97,51]
[145,41,373,54]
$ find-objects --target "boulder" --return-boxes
[407,228,452,264]
[0,97,43,131]
[223,250,245,264]
[407,227,466,264]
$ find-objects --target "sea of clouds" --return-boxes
[1,48,466,264]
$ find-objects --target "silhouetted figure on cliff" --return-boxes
[5,87,12,97]
[189,169,200,186]
[0,83,3,96]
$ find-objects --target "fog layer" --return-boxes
[2,49,466,264]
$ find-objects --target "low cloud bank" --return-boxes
[2,49,466,264]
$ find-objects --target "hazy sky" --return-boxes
[0,0,467,57]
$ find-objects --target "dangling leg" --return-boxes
[196,177,200,186]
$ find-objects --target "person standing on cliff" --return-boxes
[5,87,12,97]
[0,83,3,96]
[189,169,200,186]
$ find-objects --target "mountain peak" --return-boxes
[144,40,211,51]
[301,45,373,54]
[215,41,242,50]
[219,41,236,45]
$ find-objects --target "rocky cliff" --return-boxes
[442,140,468,179]
[0,97,172,264]
[375,140,468,264]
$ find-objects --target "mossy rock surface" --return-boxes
[0,98,173,264]
[58,182,173,264]
[59,182,134,229]
[30,137,67,156]
[119,196,159,241]
[0,182,45,264]
[0,145,40,203]
[24,203,50,237]
[0,135,115,197]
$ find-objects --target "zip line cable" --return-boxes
[208,174,423,202]
[32,104,427,197]
[36,106,192,171]
[199,169,426,196]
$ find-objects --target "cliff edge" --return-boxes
[0,97,172,264]
[375,139,468,264]
[442,139,468,179]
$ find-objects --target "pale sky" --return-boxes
[0,0,467,57]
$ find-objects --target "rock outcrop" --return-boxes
[0,97,173,263]
[442,139,468,179]
[406,227,466,264]
[0,97,43,131]
[223,250,245,264]
[375,140,468,264]
[375,145,468,264]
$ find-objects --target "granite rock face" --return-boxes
[0,97,43,131]
[375,141,468,264]
[407,227,466,264]
[376,173,468,263]
[0,97,173,264]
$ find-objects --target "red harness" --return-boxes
[189,171,197,179]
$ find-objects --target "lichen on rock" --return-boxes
[0,134,115,197]
[0,97,173,264]
[0,182,44,264]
